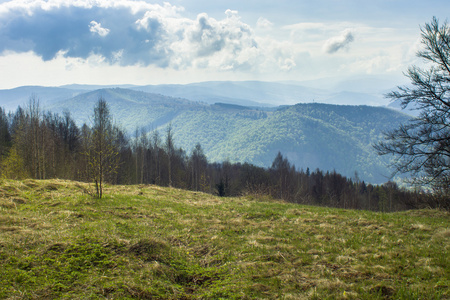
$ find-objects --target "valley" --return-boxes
[0,82,412,183]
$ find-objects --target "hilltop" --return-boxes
[47,88,410,183]
[0,83,412,183]
[0,179,449,299]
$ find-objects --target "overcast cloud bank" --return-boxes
[0,0,431,89]
[0,0,300,72]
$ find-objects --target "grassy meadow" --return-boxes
[0,179,449,299]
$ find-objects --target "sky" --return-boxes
[0,0,449,89]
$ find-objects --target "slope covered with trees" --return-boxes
[0,97,438,211]
[169,102,411,183]
[48,88,206,131]
[40,88,412,183]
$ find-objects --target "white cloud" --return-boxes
[165,10,262,71]
[256,17,273,30]
[89,21,110,37]
[0,0,427,88]
[0,1,297,73]
[0,0,183,16]
[323,29,355,54]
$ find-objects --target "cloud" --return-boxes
[0,1,177,66]
[0,0,292,72]
[256,17,273,30]
[166,9,262,71]
[323,29,355,54]
[89,21,109,37]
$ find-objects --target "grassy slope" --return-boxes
[0,179,448,299]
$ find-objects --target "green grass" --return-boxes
[0,179,449,299]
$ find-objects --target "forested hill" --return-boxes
[169,102,411,183]
[48,88,205,130]
[7,87,411,183]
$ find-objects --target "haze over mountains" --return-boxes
[0,78,413,183]
[0,75,409,111]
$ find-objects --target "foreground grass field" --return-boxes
[0,179,449,299]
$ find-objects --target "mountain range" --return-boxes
[1,75,411,111]
[0,80,413,183]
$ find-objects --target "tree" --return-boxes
[150,129,162,185]
[10,96,45,179]
[270,151,292,200]
[165,123,175,187]
[375,17,450,198]
[86,97,120,198]
[190,143,208,191]
[0,107,11,160]
[1,145,28,179]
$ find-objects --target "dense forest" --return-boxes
[0,98,439,211]
[2,87,412,183]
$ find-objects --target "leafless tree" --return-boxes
[86,97,120,198]
[375,17,450,202]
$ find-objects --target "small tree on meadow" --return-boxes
[85,97,120,198]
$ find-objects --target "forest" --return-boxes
[1,86,412,183]
[0,97,439,212]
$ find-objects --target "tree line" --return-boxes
[0,96,441,211]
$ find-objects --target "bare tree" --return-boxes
[165,123,175,187]
[0,107,11,161]
[86,97,120,198]
[375,17,450,200]
[190,143,208,191]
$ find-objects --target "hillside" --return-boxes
[48,88,207,130]
[169,102,411,183]
[0,179,448,299]
[0,86,85,112]
[1,77,399,111]
[48,88,411,183]
[132,81,327,106]
[2,86,412,183]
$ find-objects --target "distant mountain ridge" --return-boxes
[0,86,85,112]
[0,81,412,183]
[48,88,205,130]
[0,76,406,111]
